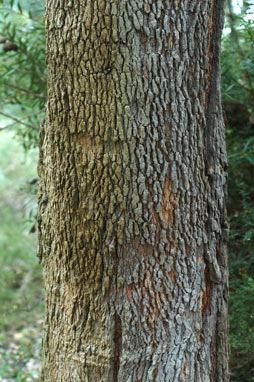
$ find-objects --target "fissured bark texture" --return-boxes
[38,0,229,381]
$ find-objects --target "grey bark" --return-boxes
[38,0,229,381]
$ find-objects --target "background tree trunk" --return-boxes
[38,0,229,381]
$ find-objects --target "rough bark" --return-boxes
[38,0,229,381]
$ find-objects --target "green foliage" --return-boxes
[0,132,43,328]
[0,0,46,150]
[0,4,44,355]
[222,3,254,381]
[222,15,254,106]
[0,14,44,380]
[0,132,43,380]
[0,340,41,381]
[229,277,254,381]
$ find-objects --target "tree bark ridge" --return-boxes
[38,1,229,381]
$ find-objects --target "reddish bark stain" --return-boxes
[202,264,212,316]
[151,214,156,224]
[153,368,158,378]
[145,3,150,12]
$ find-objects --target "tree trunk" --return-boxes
[38,0,229,381]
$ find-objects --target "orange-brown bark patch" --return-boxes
[155,293,162,310]
[151,306,158,322]
[135,243,154,256]
[144,274,151,289]
[169,268,176,283]
[76,133,92,150]
[197,256,204,266]
[183,362,188,379]
[126,284,134,302]
[159,178,177,226]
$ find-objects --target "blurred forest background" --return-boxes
[0,0,253,381]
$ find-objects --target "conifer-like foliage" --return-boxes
[222,1,254,380]
[0,0,253,380]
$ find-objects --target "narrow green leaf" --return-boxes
[243,137,254,152]
[17,2,22,14]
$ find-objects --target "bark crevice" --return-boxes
[113,313,122,382]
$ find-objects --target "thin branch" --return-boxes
[0,111,39,131]
[0,110,44,130]
[2,82,47,99]
[0,125,10,131]
[226,0,241,46]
